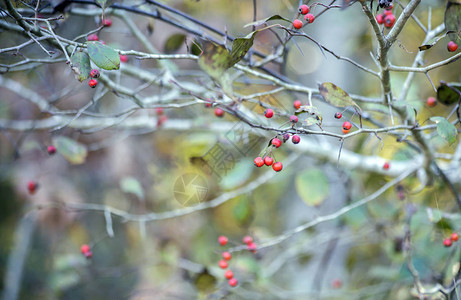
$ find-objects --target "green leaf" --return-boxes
[244,15,291,28]
[164,33,186,54]
[120,176,144,200]
[198,40,232,79]
[70,51,91,82]
[296,105,323,127]
[430,116,457,144]
[295,168,329,206]
[228,32,256,67]
[318,82,362,113]
[437,82,461,105]
[444,2,461,44]
[194,268,216,294]
[52,136,87,164]
[87,42,120,70]
[189,39,202,56]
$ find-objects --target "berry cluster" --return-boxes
[80,244,93,258]
[375,8,396,29]
[155,107,168,127]
[443,232,459,248]
[217,236,238,287]
[88,68,100,88]
[292,4,315,29]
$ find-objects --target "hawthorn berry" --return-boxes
[219,260,229,269]
[384,9,393,16]
[157,115,167,127]
[84,251,93,258]
[384,14,396,28]
[47,145,56,155]
[427,97,437,107]
[342,121,352,131]
[27,181,38,195]
[383,161,390,170]
[298,4,310,15]
[332,279,343,289]
[222,252,232,261]
[264,156,274,166]
[447,41,458,52]
[265,109,274,118]
[247,242,257,253]
[304,14,315,23]
[218,236,228,246]
[102,18,112,27]
[228,278,238,287]
[289,115,298,123]
[342,128,350,134]
[294,100,302,110]
[155,107,164,115]
[120,55,128,63]
[293,19,303,30]
[204,99,213,108]
[272,162,283,172]
[100,40,106,45]
[88,79,98,88]
[242,235,253,245]
[254,157,264,167]
[444,238,452,247]
[271,138,282,148]
[224,270,234,279]
[80,244,91,254]
[90,69,100,78]
[214,107,224,117]
[292,135,300,144]
[334,112,342,119]
[87,34,99,41]
[451,233,459,242]
[282,133,290,143]
[376,14,384,25]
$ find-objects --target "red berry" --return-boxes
[84,251,93,258]
[27,181,38,195]
[282,133,290,143]
[376,14,384,25]
[448,41,458,52]
[289,115,298,123]
[222,251,232,261]
[272,162,283,172]
[304,14,315,23]
[427,97,437,107]
[265,109,274,118]
[384,14,396,28]
[292,135,300,144]
[228,278,238,287]
[100,40,106,45]
[224,270,234,279]
[218,236,228,246]
[157,115,167,127]
[214,107,224,117]
[219,260,228,269]
[264,156,273,166]
[271,138,282,148]
[451,233,459,242]
[334,112,342,119]
[88,79,98,88]
[386,3,393,9]
[298,4,310,15]
[242,235,253,245]
[342,121,352,130]
[332,279,342,289]
[102,18,112,27]
[444,238,452,247]
[383,161,390,170]
[80,244,91,254]
[254,157,264,167]
[342,128,350,134]
[204,98,213,108]
[294,100,302,110]
[87,34,98,41]
[90,69,100,78]
[47,145,56,155]
[293,19,303,30]
[384,10,393,16]
[120,55,128,63]
[155,107,164,115]
[247,242,257,253]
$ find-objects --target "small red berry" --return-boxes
[88,79,98,88]
[27,181,38,195]
[228,278,238,287]
[384,14,396,28]
[292,135,300,144]
[444,238,453,247]
[332,279,342,289]
[224,270,234,279]
[451,233,459,242]
[289,115,298,123]
[157,115,167,127]
[298,4,310,15]
[87,34,99,41]
[204,98,213,108]
[342,128,350,134]
[304,14,315,23]
[271,138,282,148]
[254,157,264,167]
[264,156,273,166]
[155,107,164,115]
[272,162,283,172]
[90,69,100,78]
[282,133,290,143]
[265,109,274,118]
[102,18,112,27]
[293,19,303,30]
[427,97,437,107]
[242,235,253,245]
[342,121,352,130]
[219,260,228,269]
[383,161,390,170]
[84,251,93,258]
[120,55,128,63]
[247,242,257,253]
[218,236,228,246]
[222,252,232,261]
[448,41,458,52]
[214,107,224,117]
[376,14,384,24]
[47,145,56,155]
[384,9,393,16]
[334,112,342,119]
[294,100,302,110]
[80,244,91,254]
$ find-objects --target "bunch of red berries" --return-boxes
[375,8,396,29]
[88,69,100,88]
[217,236,238,287]
[292,4,315,30]
[443,232,459,248]
[80,244,93,258]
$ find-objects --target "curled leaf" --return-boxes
[419,31,456,51]
[52,136,87,164]
[318,82,362,113]
[244,15,290,28]
[70,51,91,82]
